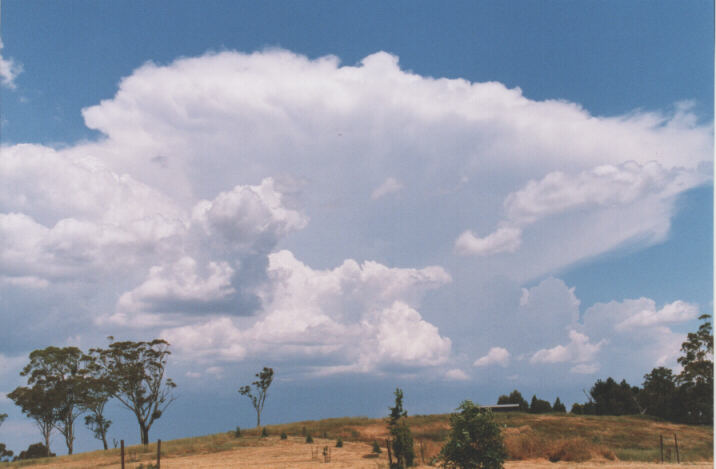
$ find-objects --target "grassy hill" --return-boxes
[2,412,712,467]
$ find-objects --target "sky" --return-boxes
[0,0,713,456]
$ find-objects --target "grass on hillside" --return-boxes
[1,412,711,467]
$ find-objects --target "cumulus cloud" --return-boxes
[530,330,605,365]
[474,347,511,367]
[0,48,711,381]
[614,300,699,331]
[517,281,701,375]
[371,177,403,200]
[163,250,452,373]
[191,178,307,252]
[0,39,21,88]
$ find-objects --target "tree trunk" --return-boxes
[256,412,261,428]
[43,430,51,457]
[101,432,108,451]
[141,423,149,446]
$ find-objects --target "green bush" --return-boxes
[233,426,241,438]
[372,440,382,454]
[261,427,268,438]
[336,437,343,447]
[438,401,506,469]
[280,432,287,440]
[306,433,314,443]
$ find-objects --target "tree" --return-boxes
[639,367,677,421]
[0,443,12,462]
[552,397,566,413]
[438,401,506,469]
[7,385,56,455]
[528,395,552,414]
[14,347,88,454]
[0,414,11,462]
[387,388,415,468]
[92,339,176,445]
[496,390,528,412]
[589,378,640,415]
[676,314,713,424]
[81,352,116,450]
[238,367,274,429]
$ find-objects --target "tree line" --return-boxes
[497,314,713,425]
[572,314,712,425]
[2,338,176,460]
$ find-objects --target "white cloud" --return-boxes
[445,368,470,381]
[371,177,403,200]
[163,250,452,373]
[0,48,711,382]
[474,347,511,367]
[530,330,605,365]
[457,161,710,268]
[191,178,307,251]
[455,227,522,256]
[0,39,21,88]
[110,257,235,326]
[615,300,699,331]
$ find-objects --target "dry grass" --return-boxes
[1,412,711,467]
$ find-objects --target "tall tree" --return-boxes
[238,367,274,429]
[387,388,414,469]
[92,339,176,445]
[639,367,677,421]
[552,397,566,413]
[81,351,116,450]
[0,413,11,462]
[7,385,56,455]
[676,314,713,424]
[8,346,87,454]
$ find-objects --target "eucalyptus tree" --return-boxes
[239,367,274,429]
[8,346,86,454]
[91,339,176,445]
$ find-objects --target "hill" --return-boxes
[2,412,712,468]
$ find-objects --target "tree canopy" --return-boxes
[91,339,176,445]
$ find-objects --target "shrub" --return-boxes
[280,432,287,440]
[438,401,506,469]
[372,440,382,454]
[261,427,268,438]
[0,443,13,462]
[306,433,314,443]
[14,442,55,460]
[336,437,343,447]
[233,426,241,438]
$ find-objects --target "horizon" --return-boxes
[0,0,713,456]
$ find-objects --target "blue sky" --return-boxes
[0,0,713,455]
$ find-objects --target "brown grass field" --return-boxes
[3,412,712,468]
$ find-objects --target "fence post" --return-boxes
[673,433,679,463]
[659,434,664,463]
[157,439,161,468]
[120,440,125,469]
